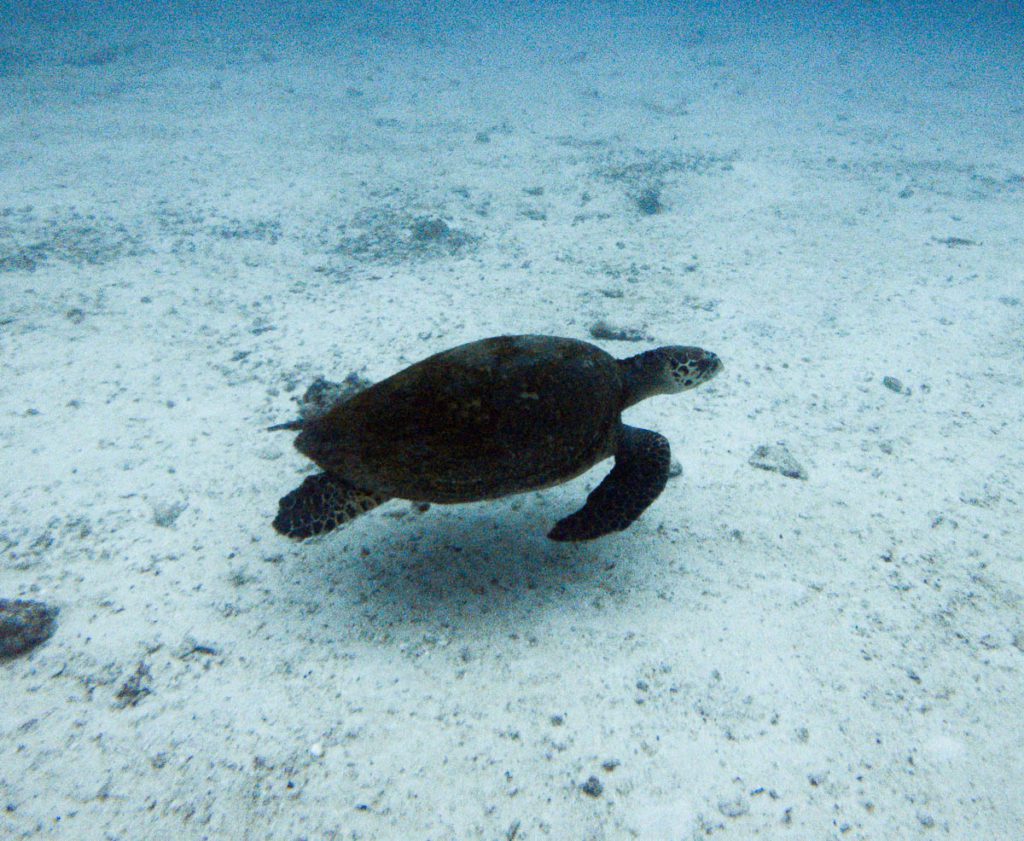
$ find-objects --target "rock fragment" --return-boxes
[0,598,59,660]
[749,443,807,480]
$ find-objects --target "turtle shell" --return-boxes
[295,335,624,502]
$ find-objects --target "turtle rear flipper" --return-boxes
[548,426,671,541]
[274,473,390,540]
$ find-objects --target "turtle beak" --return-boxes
[700,351,723,379]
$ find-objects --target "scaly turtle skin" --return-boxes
[272,334,721,541]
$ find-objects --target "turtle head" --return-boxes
[654,346,723,392]
[620,345,722,408]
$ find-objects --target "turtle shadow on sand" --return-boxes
[284,498,632,633]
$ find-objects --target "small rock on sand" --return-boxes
[749,443,808,480]
[0,598,59,660]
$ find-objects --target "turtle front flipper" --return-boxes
[548,425,671,541]
[273,473,390,540]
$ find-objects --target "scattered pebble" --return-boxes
[749,443,807,480]
[295,373,374,423]
[882,375,910,395]
[580,776,603,797]
[172,635,220,659]
[588,320,651,342]
[0,598,59,660]
[152,500,188,527]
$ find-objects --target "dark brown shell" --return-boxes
[295,335,624,502]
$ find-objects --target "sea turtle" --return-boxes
[271,334,721,542]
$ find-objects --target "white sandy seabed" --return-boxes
[1,5,1022,840]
